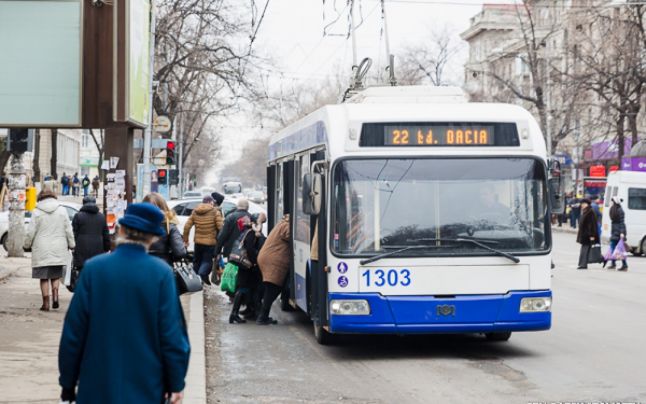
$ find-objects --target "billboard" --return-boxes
[0,0,83,127]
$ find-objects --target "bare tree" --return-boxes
[398,26,464,86]
[88,129,105,181]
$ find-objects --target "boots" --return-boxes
[618,260,628,271]
[52,287,59,309]
[229,291,246,324]
[40,295,50,312]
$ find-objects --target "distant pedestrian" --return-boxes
[590,195,602,236]
[576,199,599,270]
[217,198,252,259]
[82,175,90,197]
[91,175,100,198]
[72,173,80,197]
[58,203,190,403]
[61,173,70,196]
[144,192,187,265]
[24,190,75,311]
[256,214,291,325]
[183,195,224,284]
[606,196,628,271]
[71,197,110,290]
[228,216,259,324]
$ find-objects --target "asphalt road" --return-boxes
[204,232,646,404]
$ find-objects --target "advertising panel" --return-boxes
[0,0,83,127]
[127,0,151,126]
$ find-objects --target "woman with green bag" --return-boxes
[220,262,239,293]
[225,216,259,323]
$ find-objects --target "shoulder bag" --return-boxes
[228,230,253,269]
[173,259,202,295]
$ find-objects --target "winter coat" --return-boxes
[58,244,190,403]
[72,204,110,268]
[257,217,291,286]
[576,207,599,245]
[183,204,223,246]
[24,198,75,268]
[217,209,252,257]
[150,218,187,265]
[609,204,627,242]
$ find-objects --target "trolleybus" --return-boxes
[266,86,563,344]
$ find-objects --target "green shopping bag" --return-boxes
[220,262,239,293]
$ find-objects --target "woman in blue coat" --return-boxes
[58,203,190,403]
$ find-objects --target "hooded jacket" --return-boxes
[72,203,110,268]
[183,204,224,246]
[24,198,75,268]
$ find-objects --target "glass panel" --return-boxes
[173,204,185,216]
[333,158,548,256]
[183,202,200,216]
[222,202,236,217]
[628,188,646,210]
[295,155,310,243]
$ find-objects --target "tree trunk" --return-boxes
[50,129,58,179]
[32,129,41,182]
[628,104,640,147]
[617,113,626,162]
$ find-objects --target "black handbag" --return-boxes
[588,243,604,264]
[228,230,253,269]
[173,259,202,295]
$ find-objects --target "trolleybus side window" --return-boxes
[295,155,311,242]
[275,164,284,220]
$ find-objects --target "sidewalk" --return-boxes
[0,256,206,403]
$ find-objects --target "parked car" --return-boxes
[248,190,265,204]
[0,201,82,251]
[182,190,202,198]
[167,197,267,253]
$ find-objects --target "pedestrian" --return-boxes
[228,216,260,324]
[239,212,268,319]
[24,190,75,311]
[72,173,80,197]
[61,173,70,196]
[71,196,110,289]
[92,175,100,198]
[217,198,252,259]
[576,198,599,270]
[58,203,190,403]
[606,196,628,271]
[256,214,291,325]
[590,195,602,237]
[183,195,224,284]
[82,174,90,197]
[144,192,187,265]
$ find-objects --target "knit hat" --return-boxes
[211,192,225,206]
[118,203,165,236]
[82,196,96,205]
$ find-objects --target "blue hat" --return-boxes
[118,203,166,236]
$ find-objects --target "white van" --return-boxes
[601,170,646,255]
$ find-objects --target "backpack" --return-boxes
[82,178,90,187]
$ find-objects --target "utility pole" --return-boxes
[177,113,184,199]
[6,129,29,258]
[381,0,396,86]
[141,0,157,197]
[350,0,358,67]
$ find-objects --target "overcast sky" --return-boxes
[209,0,517,184]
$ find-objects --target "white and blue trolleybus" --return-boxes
[266,86,563,344]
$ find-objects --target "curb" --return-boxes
[0,259,29,282]
[184,291,207,403]
[552,226,577,234]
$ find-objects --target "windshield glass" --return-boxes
[332,158,549,256]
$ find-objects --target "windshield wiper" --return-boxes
[409,237,520,263]
[360,245,435,265]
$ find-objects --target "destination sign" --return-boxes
[359,122,520,147]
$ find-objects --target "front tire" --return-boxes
[1,233,7,252]
[485,332,512,342]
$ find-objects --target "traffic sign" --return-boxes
[153,115,172,133]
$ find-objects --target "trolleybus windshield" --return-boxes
[332,157,549,257]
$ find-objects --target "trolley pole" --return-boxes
[141,0,157,198]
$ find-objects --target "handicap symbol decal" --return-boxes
[337,262,348,274]
[337,276,349,288]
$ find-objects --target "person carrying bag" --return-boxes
[577,198,601,269]
[225,217,258,324]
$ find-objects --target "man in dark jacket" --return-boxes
[576,199,599,269]
[217,198,252,258]
[71,197,110,276]
[59,203,190,403]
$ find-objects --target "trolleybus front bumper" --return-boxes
[328,290,551,334]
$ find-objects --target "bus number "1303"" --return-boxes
[362,269,411,287]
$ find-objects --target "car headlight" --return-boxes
[330,299,370,315]
[520,297,552,313]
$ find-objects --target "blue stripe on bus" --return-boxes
[328,290,551,334]
[268,121,327,161]
[295,272,307,311]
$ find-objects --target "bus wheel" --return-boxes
[485,332,512,342]
[638,237,646,257]
[314,322,335,345]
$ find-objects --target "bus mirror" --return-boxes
[548,177,564,214]
[303,173,322,215]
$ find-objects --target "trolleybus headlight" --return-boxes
[330,300,370,315]
[520,297,552,312]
